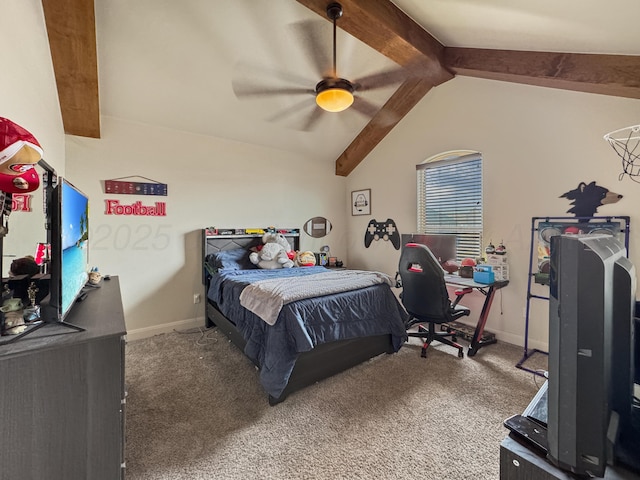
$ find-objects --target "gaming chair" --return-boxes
[399,243,469,358]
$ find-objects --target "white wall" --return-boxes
[66,117,347,338]
[346,76,640,351]
[1,1,65,274]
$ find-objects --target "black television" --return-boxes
[548,234,638,477]
[41,177,89,324]
[401,233,457,264]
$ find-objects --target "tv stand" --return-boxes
[501,381,640,479]
[0,276,127,479]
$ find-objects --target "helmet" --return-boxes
[461,258,476,267]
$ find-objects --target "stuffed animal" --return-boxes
[295,250,316,267]
[249,232,295,269]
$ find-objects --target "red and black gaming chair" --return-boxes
[398,243,470,358]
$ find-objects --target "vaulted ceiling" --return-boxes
[43,0,640,176]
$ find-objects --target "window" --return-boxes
[416,152,483,260]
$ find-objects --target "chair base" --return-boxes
[407,323,465,358]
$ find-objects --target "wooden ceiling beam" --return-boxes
[42,0,101,138]
[296,0,453,175]
[336,77,433,176]
[297,0,451,81]
[445,48,640,99]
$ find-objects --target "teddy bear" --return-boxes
[249,232,295,269]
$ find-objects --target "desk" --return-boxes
[444,274,509,356]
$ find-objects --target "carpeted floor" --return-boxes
[124,329,547,480]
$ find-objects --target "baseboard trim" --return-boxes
[125,316,206,342]
[124,317,549,353]
[445,320,547,352]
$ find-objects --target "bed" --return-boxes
[202,229,408,405]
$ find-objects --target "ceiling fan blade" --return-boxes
[266,98,315,124]
[350,96,379,118]
[264,100,323,132]
[233,83,314,99]
[289,20,332,79]
[232,61,317,98]
[351,96,399,127]
[354,66,411,92]
[300,106,324,132]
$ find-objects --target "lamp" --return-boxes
[315,78,354,113]
[314,3,355,113]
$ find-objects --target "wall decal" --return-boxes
[364,218,400,250]
[104,176,167,196]
[303,217,332,238]
[351,189,371,216]
[560,181,623,218]
[104,199,166,216]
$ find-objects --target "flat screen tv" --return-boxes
[401,233,457,264]
[41,177,89,323]
[548,234,638,477]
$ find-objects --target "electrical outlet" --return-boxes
[193,293,201,304]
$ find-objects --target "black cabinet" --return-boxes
[500,435,639,480]
[0,277,127,480]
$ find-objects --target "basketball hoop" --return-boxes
[603,124,640,183]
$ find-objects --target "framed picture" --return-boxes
[351,189,371,216]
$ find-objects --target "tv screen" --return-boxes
[59,179,89,319]
[42,177,89,323]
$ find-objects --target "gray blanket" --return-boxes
[239,269,394,325]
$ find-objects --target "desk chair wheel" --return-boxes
[443,325,458,343]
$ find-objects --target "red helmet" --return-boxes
[461,258,476,267]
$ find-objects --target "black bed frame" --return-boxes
[201,229,395,405]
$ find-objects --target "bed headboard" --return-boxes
[201,228,300,283]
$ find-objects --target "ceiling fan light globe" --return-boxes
[316,88,354,113]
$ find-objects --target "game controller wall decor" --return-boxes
[364,219,401,250]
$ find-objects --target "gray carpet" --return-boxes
[124,329,547,480]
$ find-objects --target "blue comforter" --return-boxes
[207,267,408,398]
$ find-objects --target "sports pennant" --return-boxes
[104,176,167,196]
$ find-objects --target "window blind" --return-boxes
[416,155,483,260]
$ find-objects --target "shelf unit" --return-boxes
[517,216,630,376]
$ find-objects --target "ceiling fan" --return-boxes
[232,2,412,131]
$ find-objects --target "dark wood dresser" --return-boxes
[0,276,127,479]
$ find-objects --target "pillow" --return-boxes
[210,248,255,271]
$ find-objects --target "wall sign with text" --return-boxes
[104,199,166,216]
[103,176,167,196]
